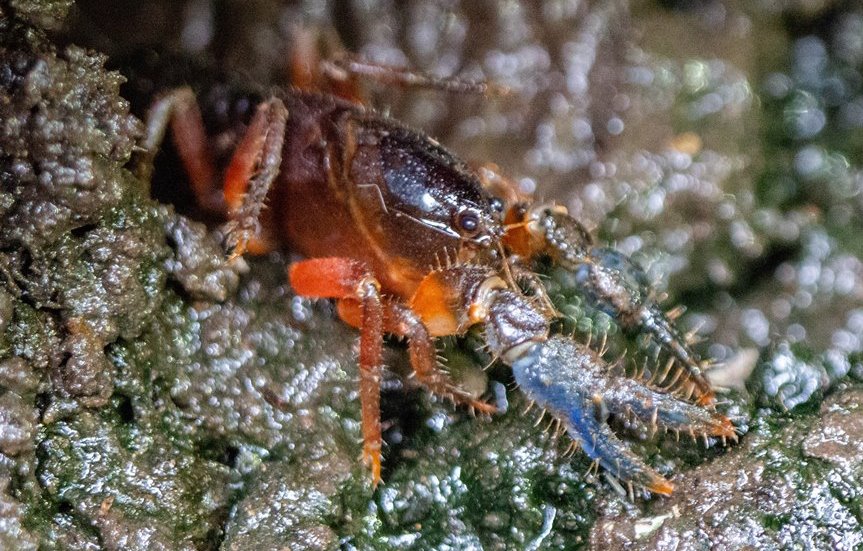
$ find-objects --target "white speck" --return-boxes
[606,116,624,135]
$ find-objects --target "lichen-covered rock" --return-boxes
[222,459,345,550]
[0,7,243,548]
[0,356,39,395]
[163,215,241,302]
[37,410,233,550]
[0,290,13,334]
[1,0,73,30]
[0,477,39,551]
[802,388,863,470]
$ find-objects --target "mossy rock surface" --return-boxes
[2,1,863,550]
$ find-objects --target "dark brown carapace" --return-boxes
[137,39,736,497]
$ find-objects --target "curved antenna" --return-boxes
[390,208,462,240]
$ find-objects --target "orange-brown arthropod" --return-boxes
[139,43,735,496]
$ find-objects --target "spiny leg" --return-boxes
[602,376,735,445]
[135,88,287,257]
[507,203,716,406]
[321,53,507,97]
[572,248,715,406]
[510,336,676,495]
[336,297,496,414]
[289,258,385,486]
[383,301,496,414]
[222,97,288,258]
[288,26,505,103]
[405,264,733,496]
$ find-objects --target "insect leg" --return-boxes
[382,301,496,414]
[507,202,716,406]
[135,87,221,212]
[222,97,288,258]
[289,258,385,486]
[288,26,504,103]
[601,376,735,442]
[136,89,287,257]
[572,248,716,406]
[322,53,506,97]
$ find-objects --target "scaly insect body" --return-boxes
[140,56,736,496]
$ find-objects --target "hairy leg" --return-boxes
[289,258,386,486]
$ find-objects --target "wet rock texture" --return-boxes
[1,0,863,550]
[591,386,863,550]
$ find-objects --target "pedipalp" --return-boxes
[503,202,717,407]
[408,264,733,495]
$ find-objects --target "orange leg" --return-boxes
[383,302,496,415]
[339,299,496,413]
[137,88,287,257]
[221,97,288,258]
[289,258,385,486]
[338,298,496,414]
[136,87,221,213]
[288,26,504,104]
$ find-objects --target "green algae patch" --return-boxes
[337,391,597,550]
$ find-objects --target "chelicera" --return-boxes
[137,41,736,497]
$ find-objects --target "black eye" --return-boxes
[490,198,504,213]
[456,209,480,235]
